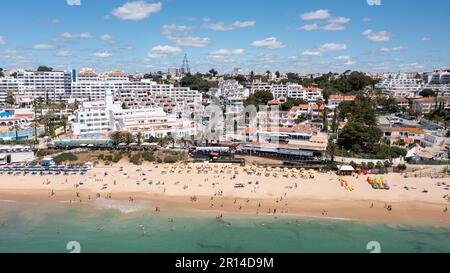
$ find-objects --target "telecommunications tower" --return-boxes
[181,54,191,75]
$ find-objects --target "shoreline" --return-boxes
[1,188,449,227]
[0,162,449,227]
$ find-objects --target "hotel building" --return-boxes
[71,90,196,139]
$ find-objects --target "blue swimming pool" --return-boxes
[0,129,45,141]
[76,133,109,140]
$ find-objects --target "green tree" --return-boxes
[339,94,378,126]
[209,69,218,77]
[14,124,20,141]
[60,116,68,134]
[280,98,307,111]
[419,89,437,98]
[295,115,307,124]
[244,91,274,109]
[326,142,338,162]
[37,66,53,72]
[338,122,383,153]
[136,133,143,145]
[6,91,15,106]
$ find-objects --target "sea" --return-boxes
[0,200,450,253]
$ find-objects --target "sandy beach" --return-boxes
[1,162,450,227]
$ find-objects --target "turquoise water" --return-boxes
[76,133,109,140]
[0,129,44,140]
[0,202,450,253]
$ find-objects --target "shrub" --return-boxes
[376,161,384,169]
[36,150,57,157]
[384,161,392,168]
[130,153,142,165]
[142,151,155,162]
[325,162,338,171]
[53,153,78,164]
[367,162,375,170]
[397,164,407,171]
[112,152,123,163]
[164,155,179,164]
[360,162,367,170]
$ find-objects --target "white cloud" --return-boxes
[56,50,71,57]
[252,37,285,49]
[380,46,407,52]
[93,51,112,58]
[33,44,56,50]
[60,32,93,40]
[0,36,5,45]
[334,56,356,65]
[300,9,331,20]
[299,16,350,32]
[111,1,162,21]
[318,43,347,52]
[100,34,115,43]
[209,48,245,59]
[148,45,182,58]
[162,24,192,32]
[322,23,345,31]
[329,17,350,24]
[363,29,392,42]
[169,36,210,48]
[362,17,372,23]
[207,21,256,31]
[162,24,210,48]
[302,50,323,57]
[299,24,320,31]
[422,37,431,42]
[66,0,81,6]
[302,43,347,57]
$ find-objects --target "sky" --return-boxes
[0,0,449,74]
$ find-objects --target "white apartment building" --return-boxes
[71,70,202,103]
[425,70,450,85]
[218,80,249,98]
[0,77,23,103]
[376,76,424,98]
[288,85,323,102]
[248,80,272,94]
[72,90,196,138]
[16,70,71,102]
[270,84,323,102]
[271,84,289,98]
[376,74,450,98]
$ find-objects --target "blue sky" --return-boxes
[0,0,449,74]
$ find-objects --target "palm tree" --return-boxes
[326,142,338,163]
[60,116,68,134]
[13,124,20,141]
[136,133,143,145]
[125,133,135,144]
[43,111,55,135]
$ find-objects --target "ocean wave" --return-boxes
[93,198,152,214]
[0,200,17,203]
